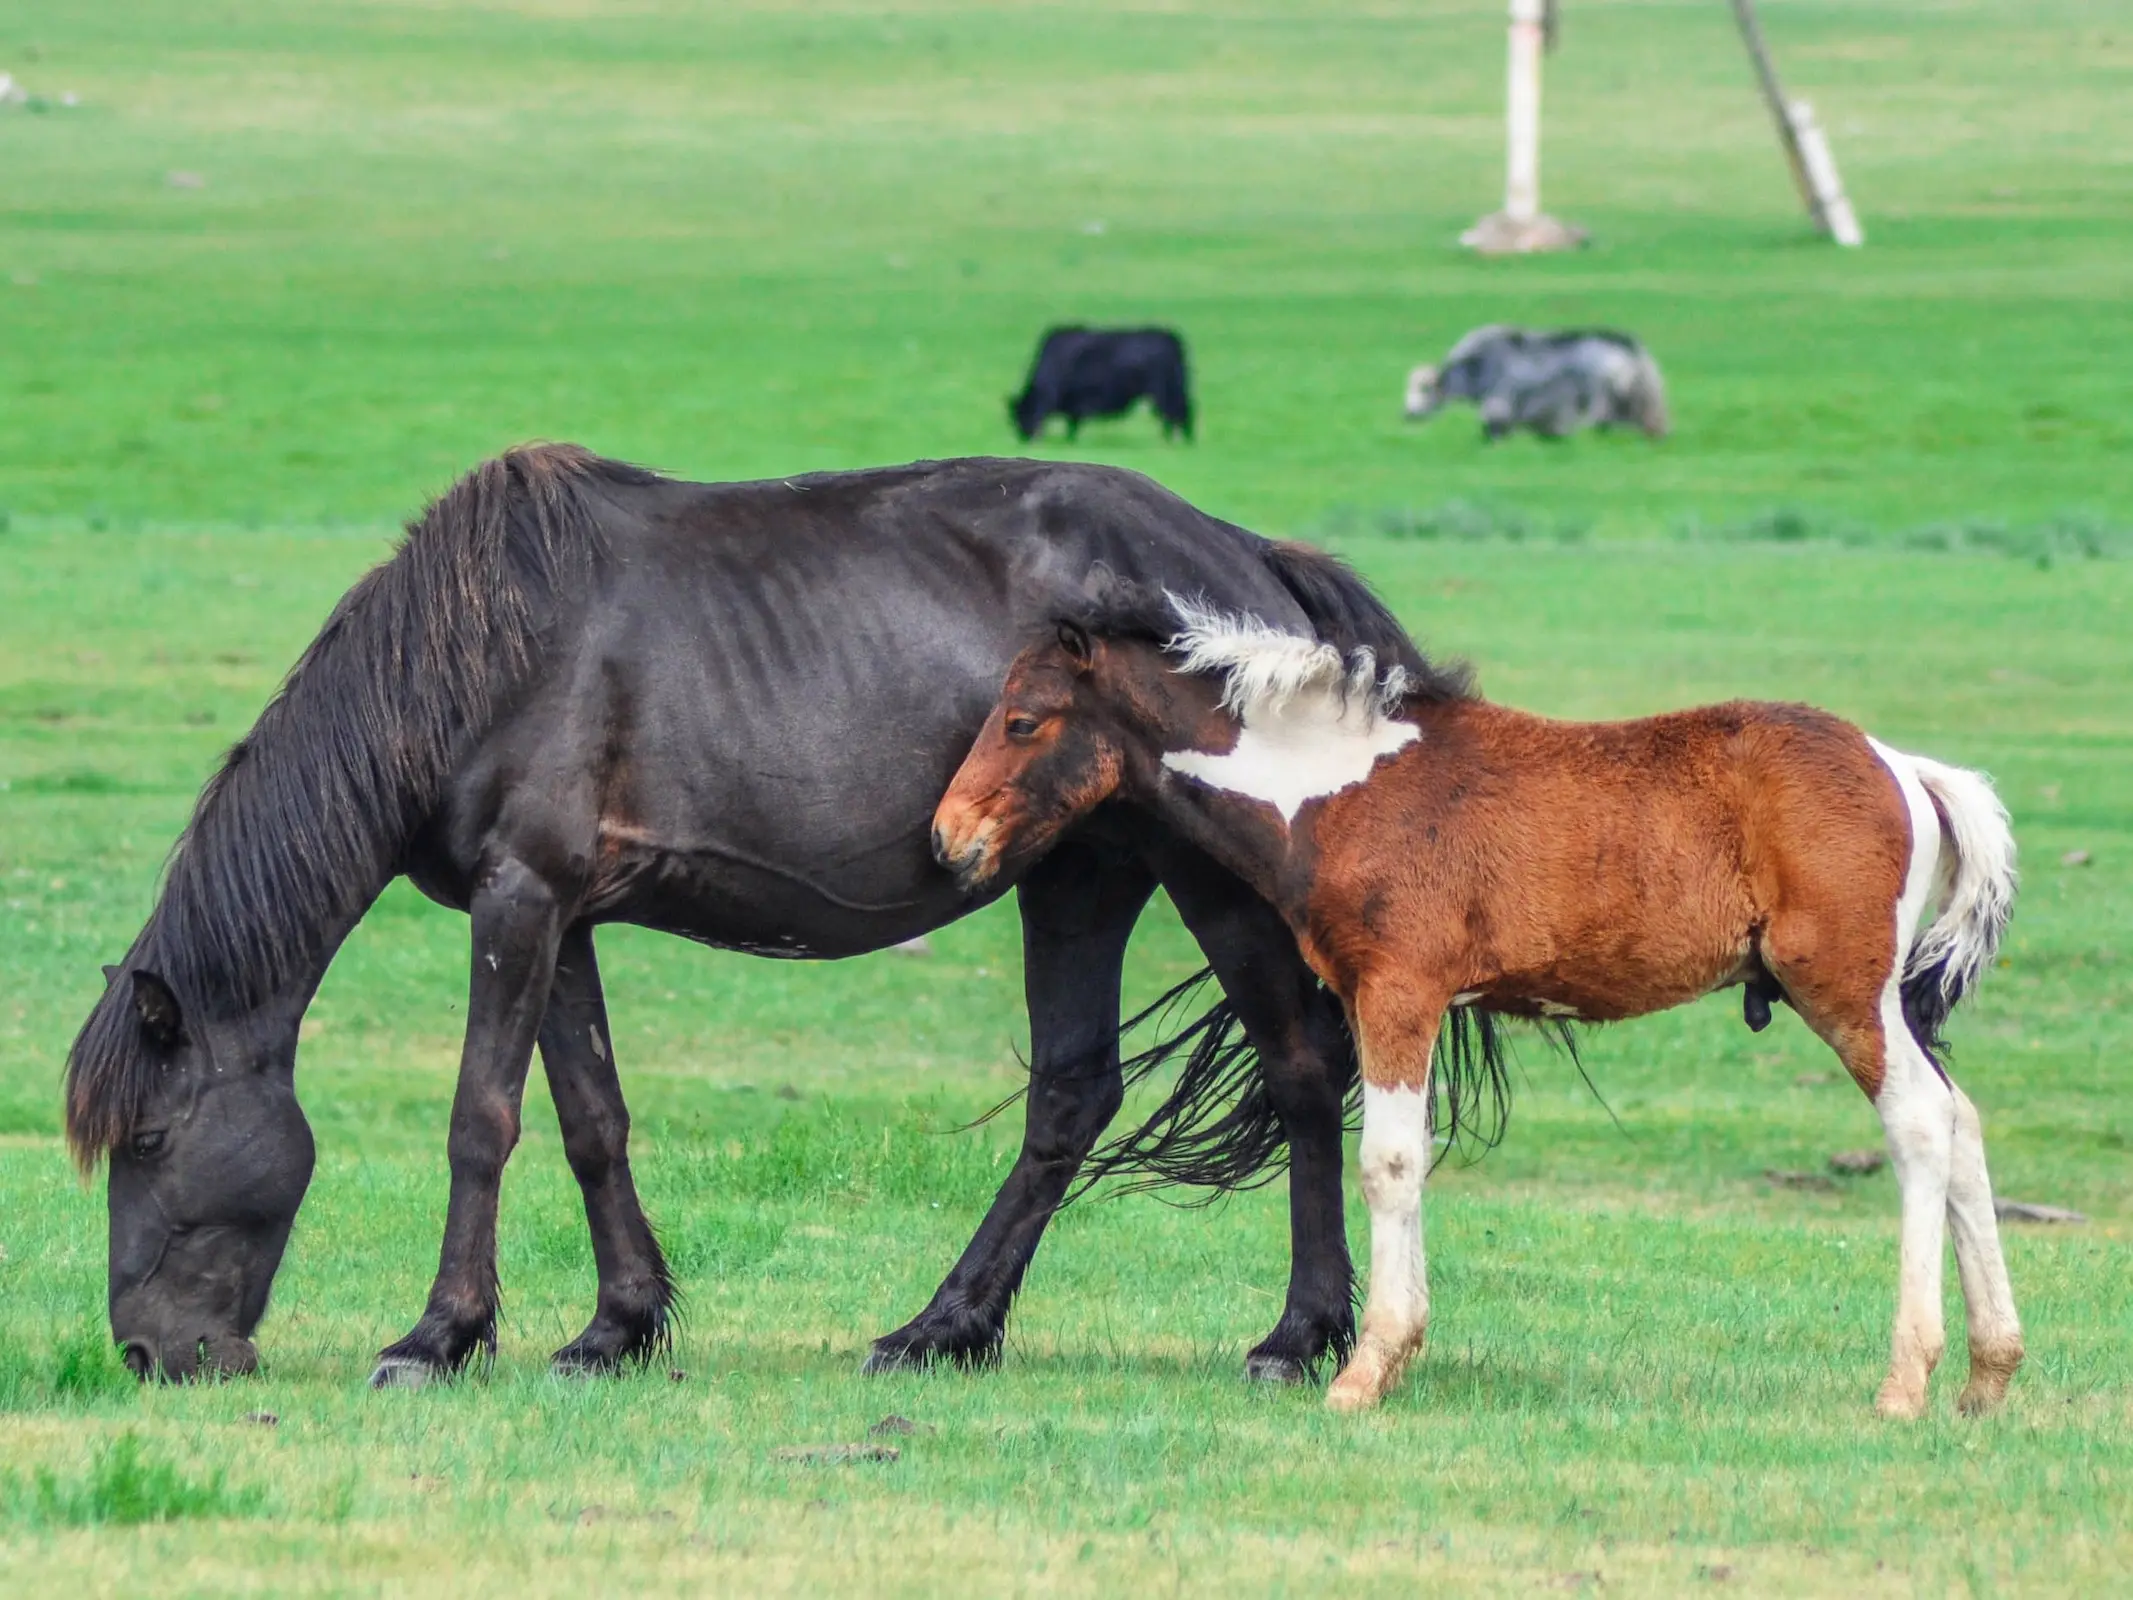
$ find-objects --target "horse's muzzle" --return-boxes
[120,1332,261,1383]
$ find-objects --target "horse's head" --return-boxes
[1403,364,1443,421]
[70,967,314,1381]
[934,619,1214,892]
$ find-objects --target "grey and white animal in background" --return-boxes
[1404,326,1670,441]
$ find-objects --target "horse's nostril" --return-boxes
[120,1341,154,1381]
[930,825,950,864]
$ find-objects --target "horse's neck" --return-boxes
[141,815,389,1035]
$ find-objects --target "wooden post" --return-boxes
[1461,0,1586,253]
[1729,0,1863,245]
[1504,0,1544,223]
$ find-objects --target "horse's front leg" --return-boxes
[1327,984,1443,1413]
[538,923,675,1375]
[864,842,1155,1372]
[372,856,564,1388]
[1157,852,1357,1384]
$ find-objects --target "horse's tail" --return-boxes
[65,442,654,1168]
[1066,974,1537,1202]
[1899,756,2017,1061]
[1625,346,1671,438]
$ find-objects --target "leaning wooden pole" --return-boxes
[1729,0,1863,245]
[1461,0,1586,254]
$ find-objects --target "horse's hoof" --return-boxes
[1243,1352,1311,1386]
[369,1356,440,1391]
[863,1322,1001,1375]
[550,1341,628,1378]
[861,1340,927,1376]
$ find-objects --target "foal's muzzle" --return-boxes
[930,813,998,892]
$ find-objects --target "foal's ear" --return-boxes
[131,971,186,1049]
[1056,620,1093,672]
[102,963,123,987]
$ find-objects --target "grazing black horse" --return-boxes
[66,445,1424,1387]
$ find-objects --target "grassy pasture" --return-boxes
[2,0,2130,1593]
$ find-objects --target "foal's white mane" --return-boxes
[1164,594,1411,726]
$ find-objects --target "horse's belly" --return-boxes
[588,831,982,960]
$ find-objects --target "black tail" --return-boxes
[1041,971,1572,1203]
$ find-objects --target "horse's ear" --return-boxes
[102,964,122,987]
[1056,620,1093,672]
[131,971,185,1048]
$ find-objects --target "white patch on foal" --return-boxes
[1159,599,1418,822]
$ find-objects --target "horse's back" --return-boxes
[422,455,1335,956]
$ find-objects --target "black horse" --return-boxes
[66,445,1424,1387]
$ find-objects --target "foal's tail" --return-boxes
[1900,756,2018,1059]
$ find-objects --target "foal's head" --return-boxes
[934,598,1424,893]
[932,619,1198,891]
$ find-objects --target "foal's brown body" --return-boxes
[935,605,2024,1422]
[1299,700,1907,1096]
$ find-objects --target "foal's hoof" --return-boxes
[1957,1337,2023,1417]
[1324,1374,1381,1414]
[1873,1378,1929,1421]
[1243,1352,1312,1386]
[369,1355,444,1391]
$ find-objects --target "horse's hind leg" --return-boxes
[372,856,564,1388]
[1774,926,1955,1420]
[1157,852,1356,1383]
[1863,1023,1955,1419]
[539,923,675,1375]
[1947,1084,2023,1413]
[864,841,1156,1373]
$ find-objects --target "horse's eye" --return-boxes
[1005,715,1042,740]
[131,1130,167,1161]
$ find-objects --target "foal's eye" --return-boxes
[131,1130,167,1161]
[1005,715,1042,740]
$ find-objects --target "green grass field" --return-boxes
[2,1,2129,1593]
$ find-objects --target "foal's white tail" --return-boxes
[1901,754,2018,1051]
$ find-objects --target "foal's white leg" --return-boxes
[1860,736,1962,1420]
[1872,1025,1956,1419]
[1327,1058,1433,1414]
[1946,1086,2024,1413]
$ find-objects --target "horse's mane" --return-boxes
[64,443,661,1167]
[1065,561,1472,722]
[1166,597,1414,726]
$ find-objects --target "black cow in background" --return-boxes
[1009,326,1194,442]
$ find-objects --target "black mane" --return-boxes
[64,444,659,1165]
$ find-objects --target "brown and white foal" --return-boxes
[933,599,2023,1418]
